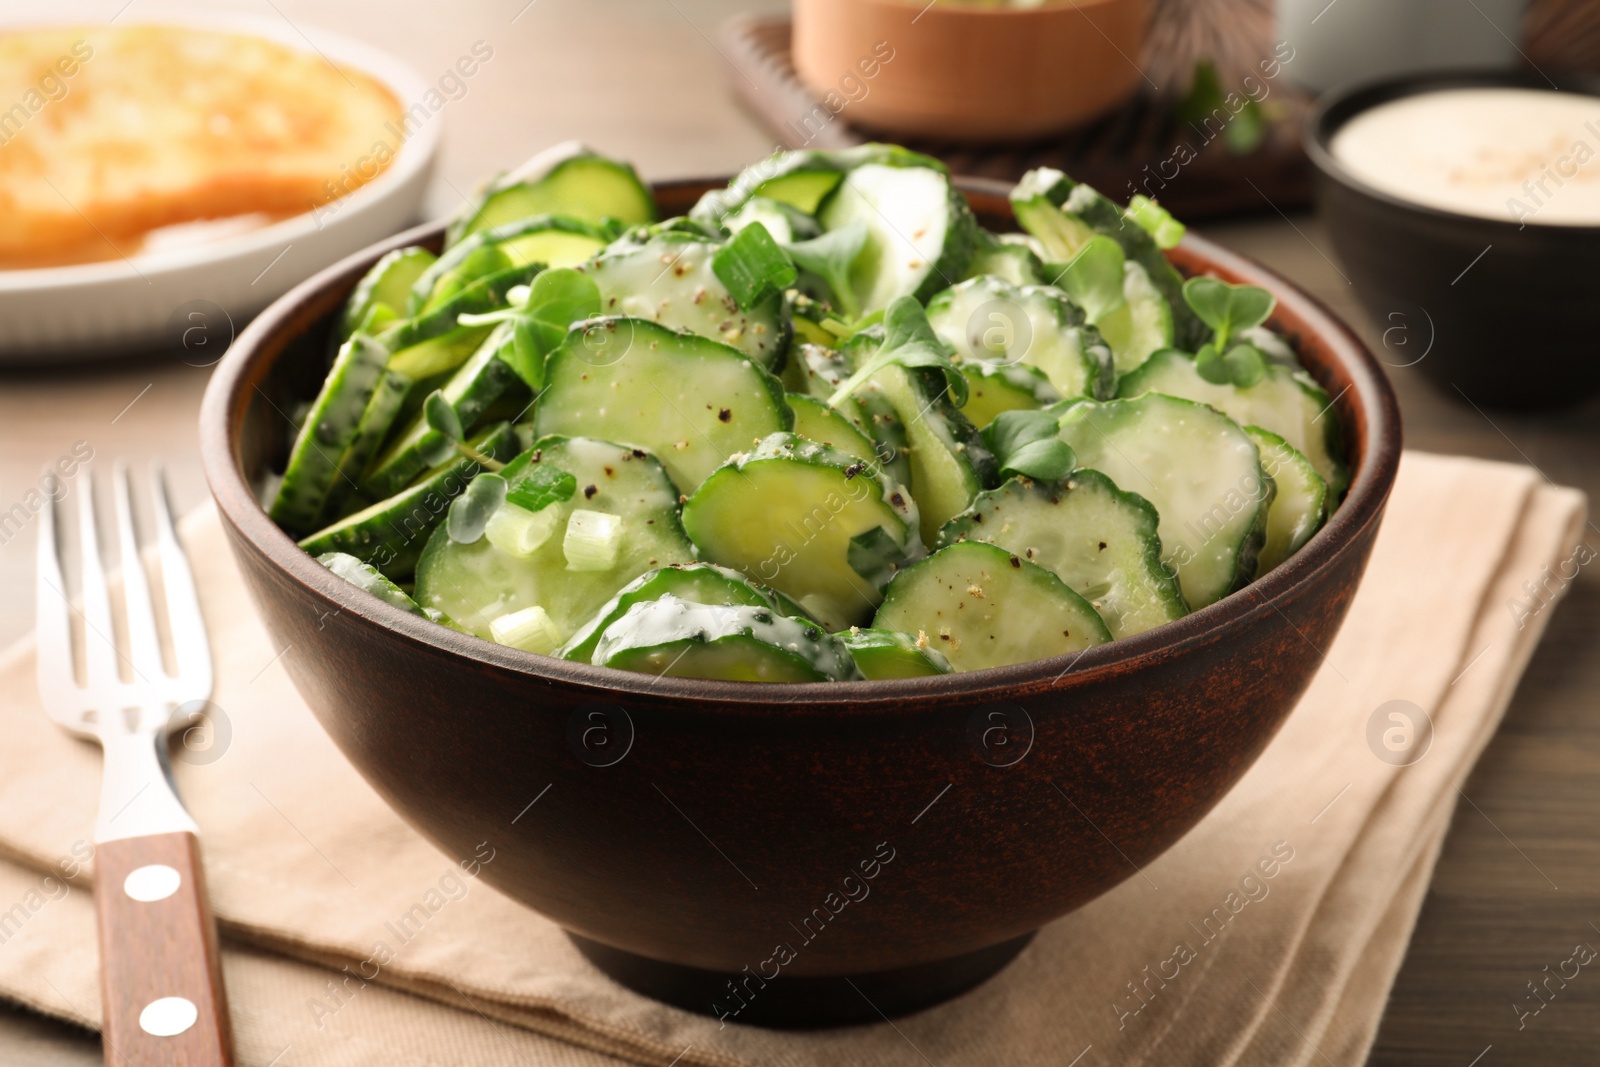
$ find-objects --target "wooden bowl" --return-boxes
[199,178,1401,1028]
[792,0,1150,143]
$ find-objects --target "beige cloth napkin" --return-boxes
[0,450,1584,1067]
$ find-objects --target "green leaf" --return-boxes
[446,473,507,544]
[504,465,577,513]
[1182,277,1275,351]
[423,389,463,442]
[784,221,868,320]
[1050,235,1126,323]
[712,221,798,311]
[1194,342,1269,389]
[827,297,967,409]
[847,525,907,592]
[1176,60,1266,157]
[1126,196,1186,250]
[471,268,602,389]
[981,409,1077,482]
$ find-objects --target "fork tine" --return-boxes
[114,460,166,692]
[34,479,81,714]
[150,464,212,701]
[76,467,122,686]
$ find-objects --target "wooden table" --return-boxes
[2,2,1595,1063]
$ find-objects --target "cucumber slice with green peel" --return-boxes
[533,317,791,494]
[559,562,810,664]
[378,262,542,380]
[1057,394,1273,610]
[865,362,996,545]
[1245,426,1328,575]
[340,247,436,340]
[873,541,1111,672]
[959,361,1061,429]
[817,162,978,313]
[414,436,695,640]
[787,392,883,465]
[1115,347,1349,497]
[963,232,1044,287]
[592,595,862,682]
[1012,167,1203,350]
[584,234,789,369]
[682,433,920,631]
[447,146,654,245]
[300,422,521,580]
[790,344,913,489]
[268,334,391,535]
[691,150,846,225]
[413,216,610,314]
[319,367,410,522]
[317,552,434,617]
[722,196,821,244]
[937,470,1187,639]
[1240,325,1301,369]
[924,276,1115,401]
[360,340,526,497]
[837,627,952,678]
[1090,261,1174,376]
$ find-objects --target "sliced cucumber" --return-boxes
[873,541,1111,672]
[817,162,977,313]
[533,318,791,494]
[866,362,996,545]
[361,340,525,497]
[1091,261,1173,376]
[786,393,880,464]
[1245,426,1328,575]
[340,247,436,340]
[924,275,1115,401]
[722,196,821,244]
[1241,325,1301,369]
[414,436,695,639]
[592,595,861,682]
[1057,394,1272,610]
[560,562,808,664]
[791,343,913,489]
[682,433,920,631]
[1012,168,1203,350]
[320,367,410,522]
[584,234,789,369]
[268,334,390,535]
[963,231,1044,287]
[691,149,847,224]
[959,361,1061,430]
[837,627,952,679]
[413,216,609,315]
[1115,348,1348,496]
[299,423,521,580]
[448,146,654,245]
[379,262,542,381]
[317,552,431,618]
[938,471,1187,639]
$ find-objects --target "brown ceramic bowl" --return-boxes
[200,178,1401,1028]
[792,0,1149,143]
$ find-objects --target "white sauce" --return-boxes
[1330,88,1600,226]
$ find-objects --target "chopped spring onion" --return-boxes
[489,604,563,655]
[564,509,624,571]
[485,502,561,558]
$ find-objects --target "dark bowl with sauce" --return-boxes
[199,177,1401,1027]
[1308,69,1600,410]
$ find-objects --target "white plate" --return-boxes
[0,7,440,363]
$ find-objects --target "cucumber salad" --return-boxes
[269,143,1347,683]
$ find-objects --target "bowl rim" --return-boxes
[0,5,441,290]
[200,175,1402,712]
[1305,67,1600,234]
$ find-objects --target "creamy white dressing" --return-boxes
[1331,88,1600,226]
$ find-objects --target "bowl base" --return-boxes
[569,931,1037,1029]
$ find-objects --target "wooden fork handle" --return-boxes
[93,832,233,1067]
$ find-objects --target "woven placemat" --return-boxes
[720,15,1314,219]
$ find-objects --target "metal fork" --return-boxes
[36,463,234,1067]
